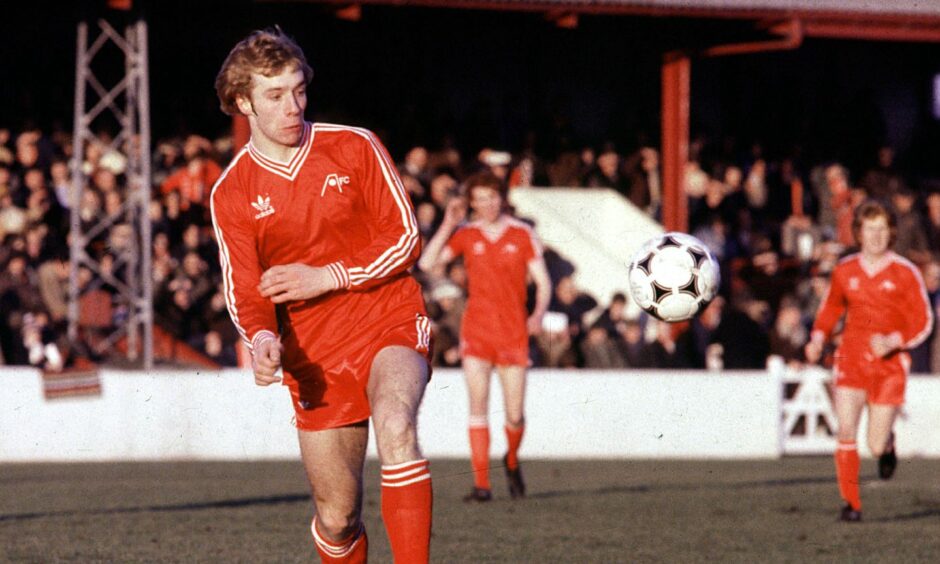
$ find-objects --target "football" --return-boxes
[627,232,720,322]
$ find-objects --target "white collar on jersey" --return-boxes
[247,121,314,181]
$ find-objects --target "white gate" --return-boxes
[773,360,839,455]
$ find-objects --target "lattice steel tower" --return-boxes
[69,17,153,368]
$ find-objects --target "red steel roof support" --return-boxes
[659,18,803,234]
[660,51,690,233]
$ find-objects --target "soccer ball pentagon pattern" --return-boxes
[628,232,720,322]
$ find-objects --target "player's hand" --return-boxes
[803,340,823,364]
[441,196,468,228]
[258,263,338,304]
[252,335,283,386]
[527,313,544,336]
[870,332,902,358]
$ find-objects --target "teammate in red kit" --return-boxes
[805,200,933,522]
[211,28,432,562]
[419,171,552,501]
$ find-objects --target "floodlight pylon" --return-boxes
[69,18,153,369]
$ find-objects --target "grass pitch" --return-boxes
[1,458,938,562]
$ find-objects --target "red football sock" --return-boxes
[468,416,491,490]
[504,424,525,470]
[835,440,862,510]
[381,459,432,564]
[311,517,368,563]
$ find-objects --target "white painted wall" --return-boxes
[422,369,780,459]
[1,367,937,462]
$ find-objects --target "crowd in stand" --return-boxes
[2,122,940,373]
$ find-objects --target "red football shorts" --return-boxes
[281,314,432,431]
[833,351,908,406]
[460,316,530,367]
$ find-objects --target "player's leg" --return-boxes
[867,403,900,479]
[367,345,432,564]
[496,364,527,498]
[298,424,370,562]
[463,354,494,500]
[869,363,905,480]
[833,386,867,520]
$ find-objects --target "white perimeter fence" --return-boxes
[1,365,938,462]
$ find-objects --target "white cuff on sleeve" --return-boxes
[251,330,278,352]
[326,261,351,290]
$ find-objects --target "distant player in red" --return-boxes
[805,200,933,522]
[211,28,432,562]
[419,171,552,501]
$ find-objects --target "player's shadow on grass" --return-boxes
[527,485,652,499]
[527,476,832,500]
[0,493,312,523]
[868,508,940,523]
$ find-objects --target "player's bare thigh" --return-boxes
[297,423,368,541]
[367,345,430,465]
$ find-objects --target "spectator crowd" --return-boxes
[2,121,940,374]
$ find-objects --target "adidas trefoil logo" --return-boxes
[251,194,275,219]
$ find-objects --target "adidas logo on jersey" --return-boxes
[251,195,276,219]
[321,173,351,196]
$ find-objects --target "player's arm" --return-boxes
[328,130,423,291]
[804,269,846,364]
[417,197,466,273]
[872,265,935,358]
[899,266,934,349]
[526,255,552,335]
[210,181,281,385]
[257,263,340,304]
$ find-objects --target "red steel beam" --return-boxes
[800,20,940,42]
[702,18,802,57]
[661,51,689,233]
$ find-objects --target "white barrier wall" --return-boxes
[1,367,938,462]
[423,369,780,459]
[1,367,299,461]
[896,377,940,457]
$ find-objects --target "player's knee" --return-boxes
[374,410,419,461]
[505,414,525,429]
[375,410,416,443]
[315,506,361,540]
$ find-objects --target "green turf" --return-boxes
[1,458,938,562]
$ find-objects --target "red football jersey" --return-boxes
[210,122,428,355]
[813,252,933,362]
[445,217,542,342]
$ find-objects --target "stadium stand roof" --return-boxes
[297,0,940,17]
[295,0,940,41]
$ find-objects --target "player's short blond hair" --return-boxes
[214,27,313,116]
